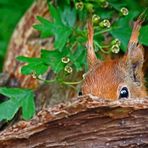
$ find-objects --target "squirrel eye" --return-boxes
[119,87,129,99]
[78,91,83,96]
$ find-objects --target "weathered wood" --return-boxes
[0,95,148,148]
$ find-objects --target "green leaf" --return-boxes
[21,62,48,75]
[124,0,142,11]
[70,44,87,71]
[110,27,131,52]
[17,56,48,75]
[49,4,62,25]
[54,28,72,51]
[0,99,19,121]
[20,90,35,120]
[60,6,76,27]
[34,5,72,51]
[17,56,41,63]
[109,0,126,11]
[33,16,53,38]
[17,47,71,75]
[0,88,35,121]
[139,25,148,46]
[110,11,138,51]
[41,50,66,73]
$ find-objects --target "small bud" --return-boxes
[82,73,86,79]
[111,45,120,54]
[120,7,129,16]
[101,1,109,8]
[38,75,42,79]
[85,3,94,13]
[64,65,73,73]
[111,39,121,46]
[32,72,37,79]
[92,14,100,24]
[61,57,70,64]
[75,2,84,11]
[99,19,111,28]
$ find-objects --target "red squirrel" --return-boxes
[82,19,147,100]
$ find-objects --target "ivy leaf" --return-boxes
[0,88,35,121]
[16,56,48,75]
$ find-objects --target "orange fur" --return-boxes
[82,19,147,100]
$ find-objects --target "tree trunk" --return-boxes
[0,96,148,148]
[3,0,50,89]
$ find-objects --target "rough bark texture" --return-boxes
[0,95,148,148]
[3,0,51,89]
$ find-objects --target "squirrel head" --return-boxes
[82,19,147,100]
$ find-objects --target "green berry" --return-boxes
[111,39,121,46]
[31,72,37,79]
[61,57,70,64]
[85,3,94,12]
[99,19,111,28]
[64,66,73,73]
[92,14,100,24]
[111,45,120,53]
[120,7,129,16]
[75,2,84,11]
[101,1,109,8]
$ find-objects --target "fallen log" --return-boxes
[0,95,148,148]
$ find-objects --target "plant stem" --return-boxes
[94,28,112,36]
[36,75,83,86]
[36,76,56,83]
[94,41,111,54]
[62,80,83,85]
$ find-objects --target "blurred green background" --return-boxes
[0,0,33,71]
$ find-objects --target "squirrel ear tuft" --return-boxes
[125,17,144,63]
[87,20,101,68]
[125,18,144,84]
[127,18,144,65]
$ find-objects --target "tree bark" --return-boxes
[0,96,148,148]
[3,0,50,89]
